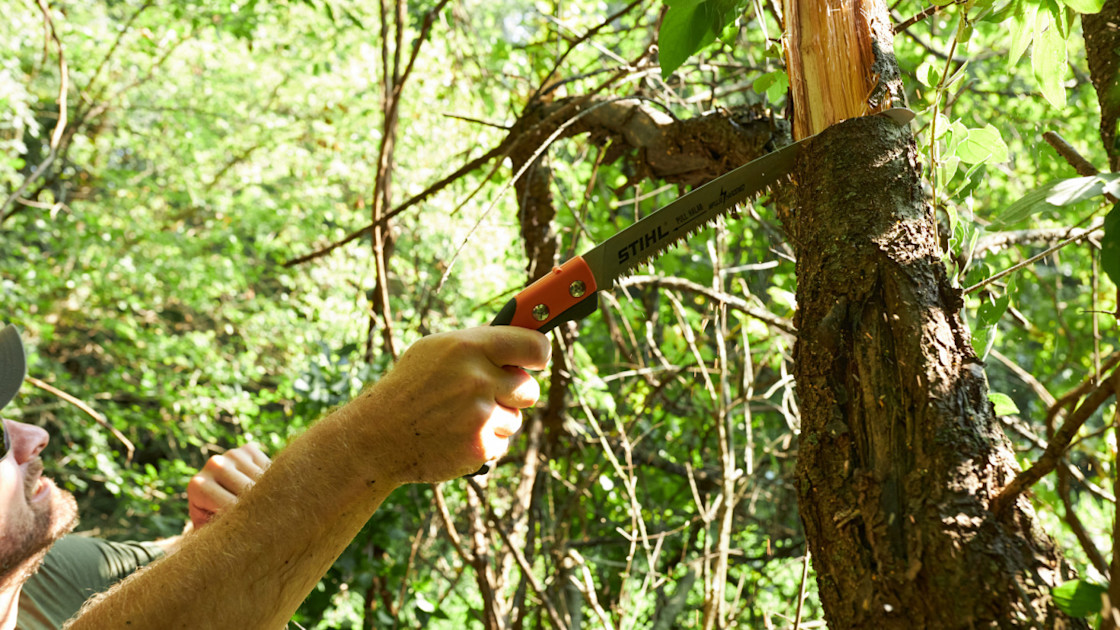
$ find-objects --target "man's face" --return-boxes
[0,419,78,586]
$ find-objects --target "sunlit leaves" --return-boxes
[954,124,1010,164]
[972,277,1015,359]
[991,174,1120,226]
[1052,579,1108,618]
[1031,3,1068,109]
[658,0,742,75]
[752,69,788,104]
[1001,0,1100,110]
[1059,0,1105,13]
[988,392,1021,415]
[1103,202,1120,289]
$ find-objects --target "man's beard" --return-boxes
[0,459,79,587]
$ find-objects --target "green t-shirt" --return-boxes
[16,535,165,630]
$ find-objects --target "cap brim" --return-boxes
[0,324,27,412]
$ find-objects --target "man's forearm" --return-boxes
[65,327,550,629]
[67,398,400,630]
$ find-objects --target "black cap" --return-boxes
[0,324,27,412]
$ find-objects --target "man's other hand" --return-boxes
[187,443,271,529]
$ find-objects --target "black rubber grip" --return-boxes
[536,297,599,334]
[491,297,519,327]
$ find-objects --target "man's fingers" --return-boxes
[495,365,540,410]
[480,327,551,371]
[482,405,523,459]
[222,446,270,479]
[207,455,259,494]
[237,442,271,471]
[188,473,237,511]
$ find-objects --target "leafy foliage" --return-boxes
[0,0,1117,627]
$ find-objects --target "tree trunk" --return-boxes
[1083,0,1120,172]
[780,1,1084,627]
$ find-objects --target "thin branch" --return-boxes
[35,0,68,150]
[1043,131,1103,178]
[964,218,1103,295]
[1057,462,1111,578]
[992,367,1120,516]
[525,0,646,108]
[893,4,945,35]
[793,552,811,629]
[468,478,568,629]
[281,143,507,267]
[618,275,796,335]
[972,220,1105,259]
[81,0,155,105]
[25,376,135,464]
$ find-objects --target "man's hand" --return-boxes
[363,326,551,484]
[187,443,271,529]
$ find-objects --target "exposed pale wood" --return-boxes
[781,0,896,138]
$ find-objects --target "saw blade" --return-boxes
[579,107,915,288]
[580,139,801,288]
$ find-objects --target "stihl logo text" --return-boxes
[617,225,670,265]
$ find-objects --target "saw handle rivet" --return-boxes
[532,304,550,321]
[569,280,586,298]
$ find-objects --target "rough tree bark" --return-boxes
[779,1,1083,627]
[1083,1,1120,172]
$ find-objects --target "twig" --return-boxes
[971,221,1104,259]
[793,551,811,629]
[434,96,641,292]
[25,376,135,463]
[282,144,507,267]
[35,0,67,150]
[566,549,616,630]
[470,478,568,629]
[618,275,796,335]
[964,220,1102,295]
[1043,131,1102,178]
[2,0,67,222]
[893,4,945,35]
[1057,462,1110,578]
[991,367,1120,515]
[526,0,646,107]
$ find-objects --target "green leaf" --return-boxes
[753,70,788,103]
[916,61,938,87]
[1103,202,1120,288]
[988,392,1020,415]
[1008,0,1039,69]
[1052,580,1108,618]
[979,0,1020,22]
[955,125,1009,164]
[1045,175,1112,206]
[993,175,1120,226]
[659,0,739,76]
[1032,5,1068,109]
[992,184,1055,226]
[1060,0,1105,12]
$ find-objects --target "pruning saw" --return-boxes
[491,107,915,333]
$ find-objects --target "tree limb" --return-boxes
[992,367,1120,516]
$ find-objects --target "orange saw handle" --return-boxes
[489,256,599,333]
[467,257,599,478]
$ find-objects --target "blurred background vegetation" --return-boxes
[0,0,1116,627]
